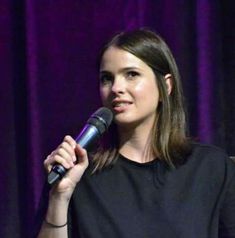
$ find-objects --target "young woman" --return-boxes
[37,29,235,238]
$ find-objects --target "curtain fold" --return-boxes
[0,1,234,237]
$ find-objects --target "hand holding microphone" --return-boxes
[43,107,113,197]
[44,136,89,198]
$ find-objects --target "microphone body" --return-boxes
[47,107,113,185]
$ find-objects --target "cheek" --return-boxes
[134,81,159,99]
[134,83,160,111]
[99,86,110,104]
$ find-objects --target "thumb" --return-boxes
[75,144,89,167]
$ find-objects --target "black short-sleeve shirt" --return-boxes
[67,143,235,238]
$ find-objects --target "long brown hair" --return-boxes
[92,29,191,171]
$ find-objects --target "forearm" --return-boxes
[38,135,89,237]
[37,196,69,238]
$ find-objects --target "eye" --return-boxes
[100,73,114,85]
[126,71,140,79]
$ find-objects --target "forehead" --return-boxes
[100,46,147,71]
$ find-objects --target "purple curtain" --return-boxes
[0,1,234,237]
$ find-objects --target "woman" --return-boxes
[37,29,235,237]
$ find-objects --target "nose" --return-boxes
[111,77,125,94]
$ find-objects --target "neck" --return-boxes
[118,121,156,163]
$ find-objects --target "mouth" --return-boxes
[111,100,132,112]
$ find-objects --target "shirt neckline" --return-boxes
[118,153,158,168]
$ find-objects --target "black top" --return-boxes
[67,143,235,238]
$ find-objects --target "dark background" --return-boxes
[0,1,234,237]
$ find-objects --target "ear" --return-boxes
[164,74,173,95]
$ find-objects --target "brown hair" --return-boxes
[92,29,191,171]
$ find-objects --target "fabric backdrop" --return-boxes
[0,1,234,237]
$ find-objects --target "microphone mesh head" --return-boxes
[88,107,113,134]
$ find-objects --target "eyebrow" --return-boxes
[100,67,141,74]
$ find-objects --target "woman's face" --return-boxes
[99,46,160,128]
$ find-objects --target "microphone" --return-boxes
[47,107,113,185]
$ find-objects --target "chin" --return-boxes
[114,115,139,128]
[114,113,131,122]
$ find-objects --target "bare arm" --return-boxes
[37,135,89,238]
[37,197,69,237]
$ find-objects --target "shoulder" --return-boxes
[190,142,231,162]
[185,142,235,179]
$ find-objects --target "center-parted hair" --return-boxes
[93,29,191,171]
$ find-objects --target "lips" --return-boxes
[111,99,132,112]
[113,102,132,107]
[112,99,132,106]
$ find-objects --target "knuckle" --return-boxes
[54,154,61,162]
[65,136,76,147]
[58,148,64,154]
[43,160,48,168]
[64,153,71,160]
[60,142,67,148]
[64,135,72,141]
[54,155,61,162]
[43,158,51,170]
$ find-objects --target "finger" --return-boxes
[57,148,75,167]
[44,149,74,173]
[44,153,63,173]
[43,136,77,174]
[63,135,76,149]
[66,145,89,183]
[58,141,77,162]
[44,154,53,172]
[53,154,74,170]
[75,144,89,167]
